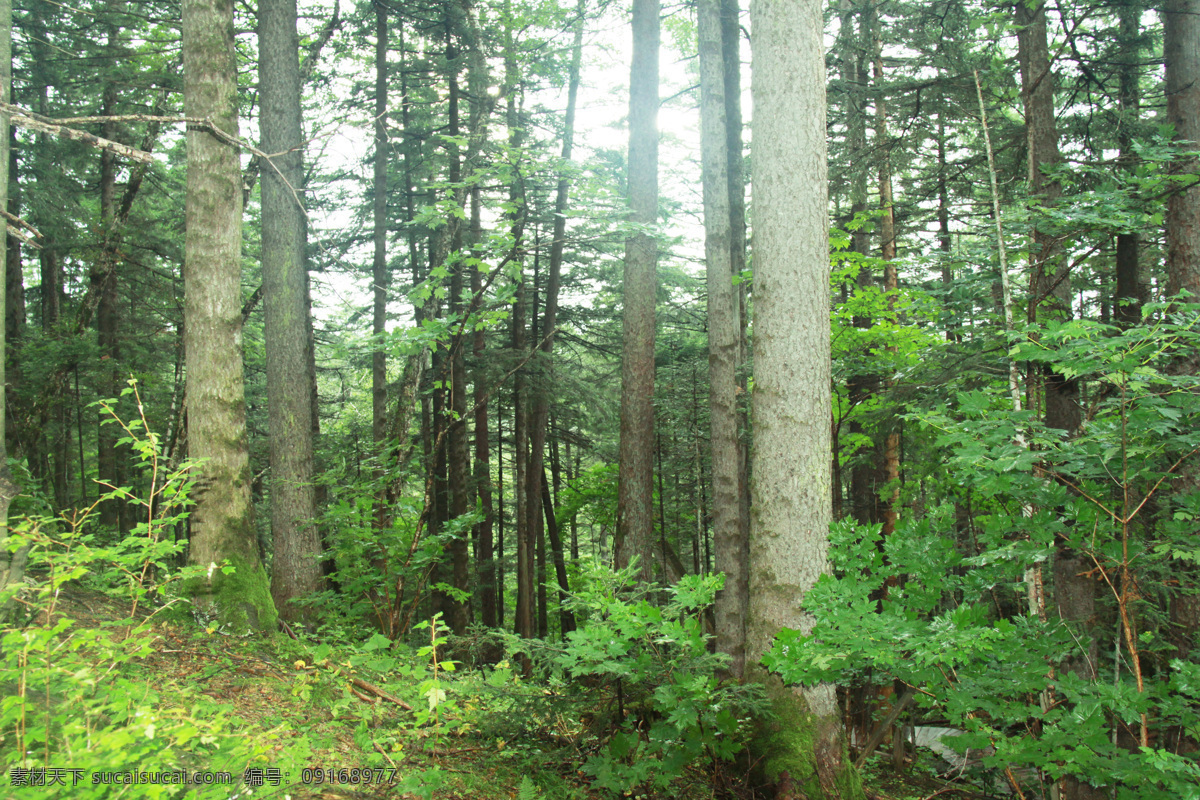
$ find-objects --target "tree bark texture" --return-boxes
[0,0,26,608]
[372,1,389,452]
[260,0,324,624]
[615,0,658,584]
[183,0,276,633]
[748,0,859,795]
[1114,0,1142,327]
[1165,0,1200,303]
[699,0,746,679]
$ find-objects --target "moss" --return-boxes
[749,668,864,800]
[191,552,279,634]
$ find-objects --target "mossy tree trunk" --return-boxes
[183,0,276,633]
[747,0,861,796]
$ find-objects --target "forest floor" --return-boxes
[14,582,979,800]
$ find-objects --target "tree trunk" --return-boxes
[96,35,127,532]
[1164,0,1200,668]
[1165,0,1200,304]
[372,1,389,456]
[472,185,498,629]
[444,17,472,635]
[615,0,658,584]
[748,0,861,795]
[260,0,324,625]
[1113,0,1142,327]
[699,0,746,679]
[0,0,25,610]
[183,0,276,633]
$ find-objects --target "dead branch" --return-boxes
[350,677,414,711]
[2,102,155,164]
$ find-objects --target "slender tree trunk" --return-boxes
[503,22,533,646]
[1114,0,1142,327]
[615,0,659,583]
[260,0,325,624]
[0,0,25,608]
[96,46,126,531]
[699,0,746,678]
[444,16,472,635]
[372,1,389,456]
[748,0,859,794]
[183,0,276,632]
[471,185,498,629]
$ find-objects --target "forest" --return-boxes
[0,0,1198,798]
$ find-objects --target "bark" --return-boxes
[0,0,25,610]
[96,20,127,532]
[372,1,389,453]
[748,0,859,794]
[1018,10,1101,798]
[183,0,276,633]
[526,0,584,638]
[839,0,881,532]
[472,186,497,629]
[1165,0,1200,303]
[261,0,325,624]
[1113,0,1142,327]
[505,22,533,646]
[1164,0,1200,671]
[615,0,658,584]
[444,16,471,635]
[699,0,746,678]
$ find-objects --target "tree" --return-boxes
[0,0,24,606]
[698,0,746,677]
[372,0,389,460]
[615,0,658,583]
[747,0,860,795]
[1163,0,1200,666]
[1165,0,1200,305]
[183,0,276,632]
[260,0,324,624]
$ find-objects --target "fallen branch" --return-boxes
[350,676,413,711]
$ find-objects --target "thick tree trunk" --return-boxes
[1165,0,1200,303]
[615,0,659,584]
[182,0,276,633]
[260,0,325,625]
[699,0,746,679]
[1164,0,1200,667]
[748,0,860,795]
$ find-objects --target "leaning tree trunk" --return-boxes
[183,0,276,633]
[615,0,659,584]
[747,0,861,796]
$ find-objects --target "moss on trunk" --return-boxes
[191,553,278,634]
[749,668,864,800]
